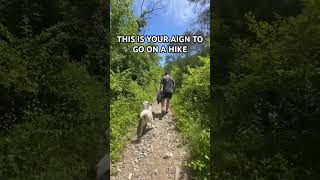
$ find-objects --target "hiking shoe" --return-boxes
[161,111,168,115]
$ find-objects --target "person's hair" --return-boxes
[165,70,170,76]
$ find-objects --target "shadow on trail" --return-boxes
[131,127,153,144]
[153,112,164,120]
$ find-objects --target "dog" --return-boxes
[137,101,154,140]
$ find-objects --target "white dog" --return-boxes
[137,101,154,139]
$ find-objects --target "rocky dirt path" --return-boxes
[111,101,190,180]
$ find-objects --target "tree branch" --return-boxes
[140,0,162,18]
[140,0,145,15]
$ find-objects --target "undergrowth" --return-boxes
[172,56,210,179]
[110,70,160,162]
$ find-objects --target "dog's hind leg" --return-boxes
[137,116,145,139]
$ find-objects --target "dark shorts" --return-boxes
[162,92,172,99]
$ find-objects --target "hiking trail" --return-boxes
[111,101,190,180]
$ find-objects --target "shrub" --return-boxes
[172,56,210,179]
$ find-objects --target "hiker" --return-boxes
[159,70,175,114]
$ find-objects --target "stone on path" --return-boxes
[128,172,133,180]
[153,168,158,175]
[117,167,121,172]
[175,166,180,180]
[164,152,174,159]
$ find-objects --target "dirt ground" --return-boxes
[110,101,190,180]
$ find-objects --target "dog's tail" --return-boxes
[137,115,146,139]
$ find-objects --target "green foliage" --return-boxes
[0,55,106,179]
[110,0,162,162]
[0,0,107,178]
[213,1,320,179]
[110,67,161,161]
[110,39,162,159]
[167,54,205,89]
[172,56,210,179]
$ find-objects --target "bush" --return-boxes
[0,21,106,179]
[110,70,160,161]
[172,56,210,179]
[0,62,106,179]
[213,1,320,179]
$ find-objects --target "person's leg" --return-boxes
[165,98,170,112]
[161,99,165,110]
[161,93,167,112]
[161,100,164,109]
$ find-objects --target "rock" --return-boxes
[110,168,118,176]
[153,169,158,175]
[128,173,133,180]
[117,168,121,172]
[138,152,146,160]
[175,167,180,180]
[143,147,148,153]
[164,152,174,159]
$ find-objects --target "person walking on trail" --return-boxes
[159,70,175,114]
